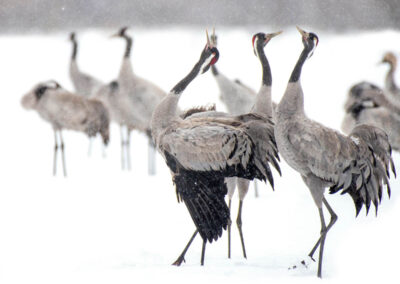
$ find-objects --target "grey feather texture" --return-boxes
[21,81,110,144]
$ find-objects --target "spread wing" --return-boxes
[160,120,252,173]
[159,117,275,184]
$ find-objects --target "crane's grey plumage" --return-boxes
[112,27,166,174]
[69,32,103,97]
[342,81,400,150]
[210,33,256,211]
[274,27,396,278]
[189,31,282,259]
[151,32,280,266]
[92,80,138,169]
[21,80,110,176]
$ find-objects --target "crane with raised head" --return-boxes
[112,27,166,174]
[151,31,280,266]
[274,27,396,278]
[186,30,282,260]
[69,32,103,97]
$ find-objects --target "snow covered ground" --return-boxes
[1,27,400,284]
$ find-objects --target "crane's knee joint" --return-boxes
[236,217,242,227]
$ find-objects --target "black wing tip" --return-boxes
[175,170,230,244]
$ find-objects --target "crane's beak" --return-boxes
[267,31,283,40]
[296,26,308,38]
[264,31,282,44]
[110,33,119,38]
[206,29,211,47]
[210,27,217,46]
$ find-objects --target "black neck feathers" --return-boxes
[71,39,77,60]
[289,46,310,83]
[256,43,272,86]
[171,47,218,95]
[171,61,203,95]
[123,35,132,58]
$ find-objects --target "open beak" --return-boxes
[210,27,217,45]
[206,29,211,47]
[206,28,217,48]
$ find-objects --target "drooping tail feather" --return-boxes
[330,124,395,216]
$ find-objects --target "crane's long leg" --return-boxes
[59,131,67,177]
[126,129,131,171]
[253,180,259,198]
[53,130,58,176]
[227,198,232,258]
[101,141,107,158]
[236,200,247,259]
[225,178,236,258]
[148,138,156,175]
[236,178,250,259]
[120,125,125,170]
[200,240,206,266]
[172,230,198,266]
[317,207,327,278]
[87,137,93,157]
[308,198,338,261]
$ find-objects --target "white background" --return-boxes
[1,27,399,283]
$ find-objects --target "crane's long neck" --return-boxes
[211,65,219,76]
[289,46,309,83]
[151,56,204,138]
[171,60,204,94]
[69,39,80,76]
[118,35,134,81]
[123,35,132,58]
[71,39,77,61]
[277,45,310,118]
[385,61,398,94]
[251,44,272,116]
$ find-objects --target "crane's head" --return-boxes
[381,51,397,68]
[252,31,282,57]
[296,26,318,59]
[21,80,61,110]
[111,26,129,38]
[344,82,383,113]
[199,29,219,74]
[69,32,76,42]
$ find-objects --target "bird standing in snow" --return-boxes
[185,30,282,259]
[151,31,280,266]
[274,27,396,278]
[21,81,110,176]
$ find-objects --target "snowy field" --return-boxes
[1,27,400,284]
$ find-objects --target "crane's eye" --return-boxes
[35,86,47,99]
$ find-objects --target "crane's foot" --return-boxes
[307,254,316,262]
[288,257,313,270]
[172,256,185,266]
